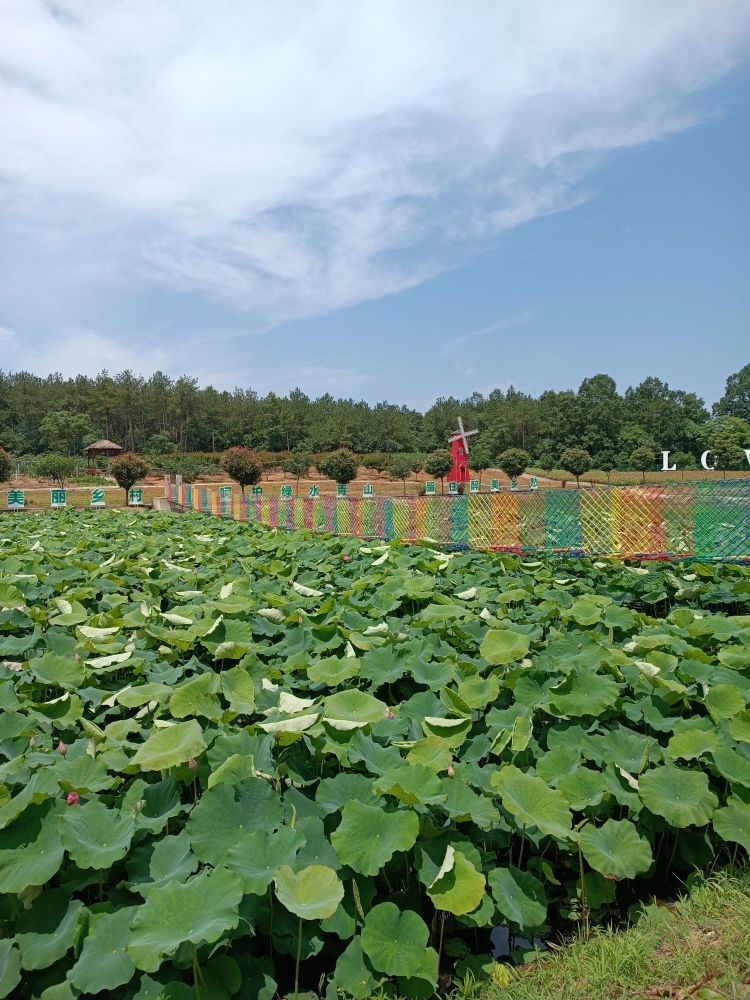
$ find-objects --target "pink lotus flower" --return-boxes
[187,758,198,770]
[447,765,455,778]
[342,555,351,562]
[57,740,67,755]
[66,791,79,805]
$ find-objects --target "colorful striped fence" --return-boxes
[168,480,750,561]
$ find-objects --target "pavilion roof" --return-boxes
[84,439,123,453]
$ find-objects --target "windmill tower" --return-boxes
[448,417,478,483]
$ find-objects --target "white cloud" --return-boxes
[1,327,168,378]
[0,0,748,329]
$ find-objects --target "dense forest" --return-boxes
[1,364,749,467]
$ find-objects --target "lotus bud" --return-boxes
[447,764,455,778]
[57,740,67,755]
[66,791,79,805]
[187,757,198,770]
[28,735,36,749]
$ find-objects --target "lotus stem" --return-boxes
[193,945,202,1000]
[667,831,680,871]
[437,912,446,972]
[294,915,302,1000]
[578,845,589,940]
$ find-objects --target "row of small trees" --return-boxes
[0,446,150,502]
[221,445,591,492]
[1,439,742,500]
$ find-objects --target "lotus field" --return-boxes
[2,510,750,999]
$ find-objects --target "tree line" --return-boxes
[1,364,749,470]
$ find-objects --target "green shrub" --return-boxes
[318,448,358,485]
[560,446,593,487]
[110,452,149,501]
[0,446,11,484]
[424,448,453,491]
[388,455,414,493]
[497,448,531,481]
[34,453,77,487]
[629,445,658,484]
[284,452,311,489]
[220,446,262,493]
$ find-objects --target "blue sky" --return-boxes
[1,2,749,410]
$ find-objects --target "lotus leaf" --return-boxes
[226,827,305,894]
[273,864,343,920]
[15,896,85,971]
[480,629,531,665]
[639,766,718,828]
[131,720,206,771]
[324,690,386,728]
[60,797,135,869]
[374,764,446,805]
[331,800,419,875]
[0,939,21,999]
[730,710,750,742]
[550,669,620,717]
[705,683,745,722]
[713,797,750,852]
[168,672,222,720]
[127,867,243,972]
[579,819,653,880]
[0,808,65,893]
[427,848,485,915]
[488,866,547,928]
[332,937,382,1000]
[26,651,84,690]
[667,727,717,761]
[220,666,255,713]
[69,907,137,992]
[187,780,283,865]
[361,903,438,982]
[491,765,573,840]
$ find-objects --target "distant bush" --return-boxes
[0,446,11,484]
[284,452,311,489]
[629,445,658,484]
[424,449,453,491]
[145,432,177,455]
[469,445,492,485]
[497,448,531,481]
[560,447,593,487]
[221,447,262,493]
[388,455,414,493]
[318,449,358,485]
[362,452,390,475]
[34,453,77,487]
[110,452,149,501]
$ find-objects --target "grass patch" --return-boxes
[481,870,750,1000]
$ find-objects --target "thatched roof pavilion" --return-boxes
[84,439,123,469]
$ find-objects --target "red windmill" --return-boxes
[448,417,478,484]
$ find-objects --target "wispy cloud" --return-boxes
[439,310,537,358]
[1,0,748,336]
